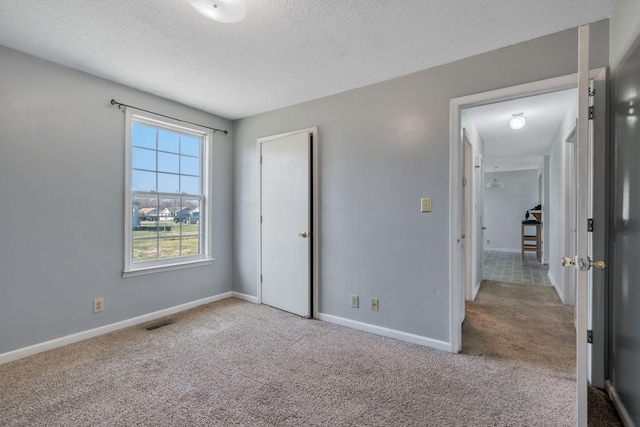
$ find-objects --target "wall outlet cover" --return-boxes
[93,298,104,313]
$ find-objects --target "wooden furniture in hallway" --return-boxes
[521,222,542,261]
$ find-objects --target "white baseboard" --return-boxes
[318,312,451,352]
[548,271,564,303]
[231,291,258,304]
[0,291,233,365]
[606,380,635,427]
[472,281,481,300]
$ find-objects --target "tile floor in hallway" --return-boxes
[483,250,552,286]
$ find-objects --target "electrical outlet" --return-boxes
[351,295,359,308]
[93,298,104,313]
[370,298,379,311]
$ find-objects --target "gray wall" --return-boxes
[233,22,610,343]
[484,170,539,252]
[0,46,234,354]
[608,0,640,420]
[609,0,640,71]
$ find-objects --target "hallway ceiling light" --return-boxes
[509,113,526,130]
[189,0,247,23]
[486,167,504,188]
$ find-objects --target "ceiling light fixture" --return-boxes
[509,113,526,130]
[486,167,504,188]
[189,0,247,23]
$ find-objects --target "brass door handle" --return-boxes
[298,232,308,238]
[562,256,606,270]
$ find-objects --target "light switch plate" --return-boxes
[421,198,432,213]
[351,295,359,308]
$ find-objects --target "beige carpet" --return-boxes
[0,282,622,426]
[465,280,622,426]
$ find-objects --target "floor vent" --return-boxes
[143,320,175,331]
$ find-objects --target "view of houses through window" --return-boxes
[132,197,201,261]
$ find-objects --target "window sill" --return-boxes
[123,258,215,278]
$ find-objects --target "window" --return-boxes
[124,109,213,276]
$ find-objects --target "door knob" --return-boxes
[298,232,308,238]
[461,234,466,239]
[562,256,606,270]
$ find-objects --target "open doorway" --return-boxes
[451,64,610,424]
[450,73,582,354]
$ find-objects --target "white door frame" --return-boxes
[575,25,590,426]
[564,119,578,306]
[587,68,608,389]
[257,127,320,318]
[475,153,485,300]
[463,131,475,302]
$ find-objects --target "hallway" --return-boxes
[483,250,551,286]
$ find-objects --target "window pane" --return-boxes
[181,237,200,256]
[132,170,156,192]
[158,173,179,193]
[159,197,180,222]
[180,155,200,177]
[136,197,158,222]
[132,238,158,262]
[158,152,179,174]
[181,135,200,157]
[159,237,180,259]
[132,124,156,149]
[182,198,200,232]
[132,147,156,171]
[181,175,200,194]
[158,130,179,153]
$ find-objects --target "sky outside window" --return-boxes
[131,123,201,195]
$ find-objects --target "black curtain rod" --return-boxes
[110,99,228,135]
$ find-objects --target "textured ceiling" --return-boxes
[0,1,616,120]
[467,89,578,172]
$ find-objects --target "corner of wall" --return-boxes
[609,0,640,71]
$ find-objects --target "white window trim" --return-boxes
[123,108,214,277]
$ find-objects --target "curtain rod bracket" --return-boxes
[110,99,229,135]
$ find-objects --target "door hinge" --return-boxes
[260,156,263,164]
[260,275,263,283]
[260,215,263,224]
[589,106,594,120]
[588,218,594,232]
[463,177,467,186]
[587,329,593,344]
